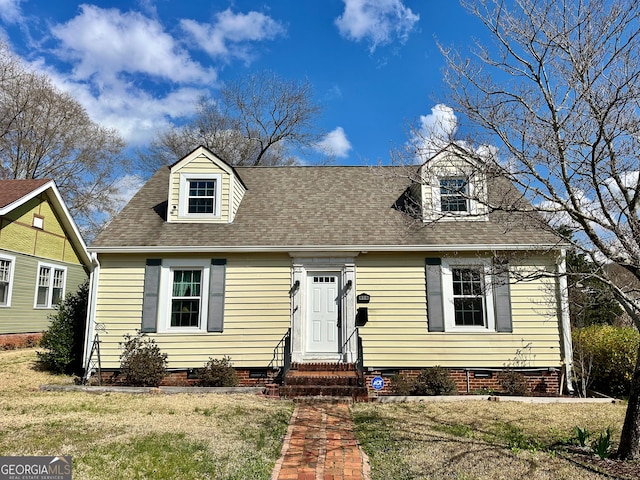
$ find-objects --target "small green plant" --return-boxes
[410,366,458,396]
[498,369,529,396]
[591,427,612,459]
[197,356,239,387]
[390,373,413,395]
[573,426,591,447]
[119,331,168,386]
[37,281,88,374]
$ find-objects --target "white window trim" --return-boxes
[34,262,67,309]
[441,257,495,332]
[0,253,16,307]
[157,258,210,333]
[178,173,222,219]
[432,175,478,217]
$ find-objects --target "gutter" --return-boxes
[557,249,574,394]
[89,243,564,255]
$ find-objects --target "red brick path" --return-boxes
[271,402,370,480]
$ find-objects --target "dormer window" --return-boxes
[178,173,222,219]
[188,180,215,214]
[439,177,468,212]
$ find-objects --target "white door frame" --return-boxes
[290,255,356,363]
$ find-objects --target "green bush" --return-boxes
[36,281,88,375]
[390,373,413,395]
[119,331,168,387]
[410,366,458,396]
[498,369,529,396]
[197,356,239,387]
[572,325,639,397]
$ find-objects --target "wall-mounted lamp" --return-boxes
[288,280,300,297]
[345,279,353,291]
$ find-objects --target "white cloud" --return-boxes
[335,0,419,52]
[0,0,22,24]
[181,9,286,62]
[51,5,216,84]
[315,127,352,158]
[110,174,146,212]
[12,5,284,146]
[411,104,458,159]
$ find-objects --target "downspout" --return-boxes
[558,249,574,394]
[82,252,100,379]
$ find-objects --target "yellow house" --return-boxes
[85,146,573,395]
[0,179,90,339]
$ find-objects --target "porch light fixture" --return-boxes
[345,279,353,290]
[288,280,300,297]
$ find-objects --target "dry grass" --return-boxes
[0,349,294,479]
[353,400,630,480]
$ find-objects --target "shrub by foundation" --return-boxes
[197,356,239,387]
[119,331,168,387]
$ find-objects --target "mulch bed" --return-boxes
[561,447,640,479]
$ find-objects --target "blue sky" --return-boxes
[0,0,487,167]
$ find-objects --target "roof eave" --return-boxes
[89,243,563,255]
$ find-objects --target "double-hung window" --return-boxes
[170,269,202,327]
[35,263,66,308]
[441,258,495,331]
[0,255,15,307]
[157,259,212,332]
[178,173,222,218]
[439,177,469,213]
[452,267,485,327]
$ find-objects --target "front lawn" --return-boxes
[353,400,636,479]
[0,349,293,479]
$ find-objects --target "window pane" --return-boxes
[0,260,10,283]
[38,266,51,287]
[0,283,7,305]
[171,299,201,327]
[37,286,49,307]
[454,298,485,326]
[188,180,215,214]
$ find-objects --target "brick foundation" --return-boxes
[96,368,277,387]
[0,332,42,350]
[364,367,561,396]
[92,365,562,397]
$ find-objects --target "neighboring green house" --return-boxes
[0,179,90,336]
[84,146,573,395]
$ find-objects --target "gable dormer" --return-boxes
[167,146,247,223]
[418,151,488,221]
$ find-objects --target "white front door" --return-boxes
[306,273,339,354]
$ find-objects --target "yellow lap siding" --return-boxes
[94,253,292,369]
[355,252,562,368]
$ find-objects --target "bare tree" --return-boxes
[0,42,127,239]
[423,0,640,459]
[139,70,324,173]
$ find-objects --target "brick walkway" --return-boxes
[271,402,370,480]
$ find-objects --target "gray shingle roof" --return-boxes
[90,165,560,251]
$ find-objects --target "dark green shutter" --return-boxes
[141,259,161,333]
[207,259,226,332]
[426,258,444,332]
[493,264,513,333]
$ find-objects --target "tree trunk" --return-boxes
[617,342,640,459]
